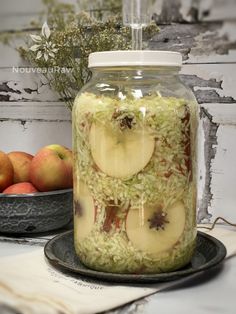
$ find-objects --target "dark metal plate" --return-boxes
[44,231,227,283]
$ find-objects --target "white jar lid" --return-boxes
[88,50,182,68]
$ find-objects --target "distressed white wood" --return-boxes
[210,124,236,222]
[0,67,59,101]
[152,0,236,23]
[187,50,236,64]
[208,123,236,222]
[0,0,78,31]
[200,102,236,222]
[218,21,236,41]
[0,119,72,154]
[0,101,71,121]
[0,37,30,68]
[0,0,44,16]
[199,0,236,22]
[1,63,235,103]
[0,0,236,31]
[1,21,236,67]
[202,103,236,125]
[0,14,41,32]
[0,0,77,16]
[187,22,236,64]
[179,0,236,22]
[180,63,236,102]
[0,101,72,154]
[147,0,236,23]
[150,22,236,64]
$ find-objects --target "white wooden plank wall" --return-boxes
[0,0,236,222]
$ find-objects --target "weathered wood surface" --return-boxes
[0,102,71,121]
[0,69,59,102]
[180,64,236,104]
[1,0,236,31]
[200,103,236,222]
[1,21,236,67]
[0,101,72,153]
[0,118,72,154]
[150,22,236,63]
[0,0,77,31]
[152,0,236,23]
[1,0,236,224]
[0,37,31,68]
[1,64,236,104]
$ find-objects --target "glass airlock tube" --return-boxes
[122,0,152,50]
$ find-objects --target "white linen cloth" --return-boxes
[0,225,235,314]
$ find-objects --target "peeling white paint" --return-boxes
[210,124,236,221]
[218,21,236,41]
[0,68,59,101]
[151,0,164,16]
[1,64,235,103]
[187,22,236,63]
[0,119,72,154]
[181,64,236,101]
[187,50,236,64]
[202,103,236,124]
[179,0,193,22]
[200,0,236,21]
[0,102,71,121]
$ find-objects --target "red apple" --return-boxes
[30,144,73,192]
[0,150,14,192]
[8,151,33,183]
[3,182,38,194]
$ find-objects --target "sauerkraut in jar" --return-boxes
[72,51,198,274]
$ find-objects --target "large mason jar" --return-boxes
[72,51,198,274]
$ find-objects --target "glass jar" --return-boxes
[72,51,198,274]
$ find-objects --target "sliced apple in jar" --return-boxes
[126,201,186,255]
[74,181,95,240]
[89,122,155,178]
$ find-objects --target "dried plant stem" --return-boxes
[199,216,236,231]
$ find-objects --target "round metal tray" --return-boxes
[44,230,227,283]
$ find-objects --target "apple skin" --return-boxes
[8,151,33,183]
[3,182,38,194]
[0,151,14,192]
[29,144,73,192]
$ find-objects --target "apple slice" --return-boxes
[126,201,186,255]
[89,122,155,178]
[74,181,95,240]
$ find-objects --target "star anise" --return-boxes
[112,111,135,130]
[119,116,134,129]
[148,210,169,230]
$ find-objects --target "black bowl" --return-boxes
[0,189,73,234]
